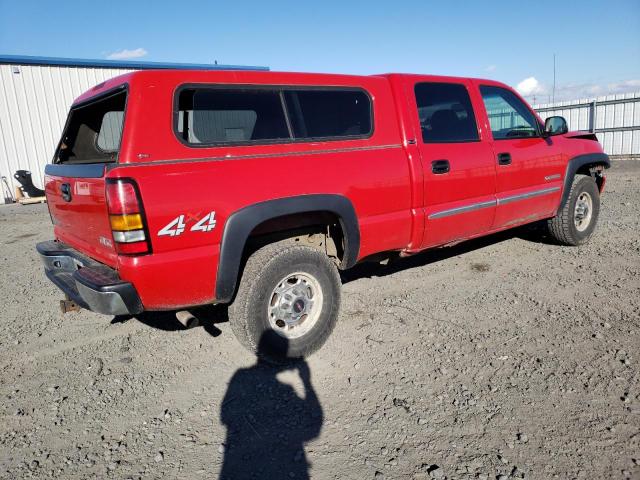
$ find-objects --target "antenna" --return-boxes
[552,53,556,104]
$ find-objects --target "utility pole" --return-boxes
[552,53,556,105]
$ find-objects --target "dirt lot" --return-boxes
[1,162,639,480]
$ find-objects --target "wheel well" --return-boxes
[215,194,360,303]
[244,211,346,267]
[576,162,606,191]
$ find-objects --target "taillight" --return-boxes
[106,179,151,255]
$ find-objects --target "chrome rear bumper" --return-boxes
[36,240,143,316]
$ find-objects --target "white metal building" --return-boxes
[0,55,266,203]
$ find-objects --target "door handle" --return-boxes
[431,159,450,174]
[497,152,512,165]
[60,183,72,202]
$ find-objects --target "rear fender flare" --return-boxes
[215,194,360,303]
[558,153,610,213]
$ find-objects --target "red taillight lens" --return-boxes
[115,241,149,255]
[106,182,140,215]
[106,179,150,255]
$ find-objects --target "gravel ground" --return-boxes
[0,162,638,480]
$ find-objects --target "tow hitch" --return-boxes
[60,297,81,314]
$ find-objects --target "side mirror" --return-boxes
[543,116,568,137]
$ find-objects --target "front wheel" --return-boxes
[546,175,600,246]
[228,240,342,362]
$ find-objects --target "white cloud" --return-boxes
[606,79,640,93]
[518,77,640,104]
[106,48,148,60]
[523,79,640,103]
[516,76,547,96]
[485,65,496,73]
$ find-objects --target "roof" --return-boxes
[0,54,268,71]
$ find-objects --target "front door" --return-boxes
[410,81,497,248]
[478,85,565,229]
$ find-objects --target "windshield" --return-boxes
[55,89,126,164]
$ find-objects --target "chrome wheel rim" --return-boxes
[267,272,323,339]
[574,191,593,232]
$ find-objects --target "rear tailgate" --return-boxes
[45,86,127,268]
[45,165,117,267]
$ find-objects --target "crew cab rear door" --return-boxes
[407,79,497,248]
[44,87,127,267]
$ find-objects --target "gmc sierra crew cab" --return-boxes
[37,70,610,361]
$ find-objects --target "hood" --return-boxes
[563,130,599,141]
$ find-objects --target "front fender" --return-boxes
[559,152,610,213]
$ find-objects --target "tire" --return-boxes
[546,174,600,246]
[228,239,342,362]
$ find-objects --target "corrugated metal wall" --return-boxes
[0,64,133,200]
[534,92,640,157]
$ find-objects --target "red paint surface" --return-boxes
[45,70,606,310]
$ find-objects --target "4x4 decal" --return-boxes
[158,211,216,237]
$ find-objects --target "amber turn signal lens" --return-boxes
[110,213,143,231]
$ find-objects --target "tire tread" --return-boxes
[228,239,341,360]
[546,175,599,246]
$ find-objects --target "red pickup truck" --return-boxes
[38,70,609,360]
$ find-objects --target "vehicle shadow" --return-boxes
[341,222,555,284]
[111,304,228,337]
[218,330,323,479]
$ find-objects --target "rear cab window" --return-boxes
[175,86,372,146]
[55,88,127,164]
[414,82,479,143]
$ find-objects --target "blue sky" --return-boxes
[1,0,639,102]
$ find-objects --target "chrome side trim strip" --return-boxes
[498,186,560,205]
[112,143,403,169]
[428,186,561,220]
[544,173,561,181]
[428,200,496,219]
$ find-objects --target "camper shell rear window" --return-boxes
[55,88,127,164]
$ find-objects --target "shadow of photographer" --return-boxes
[219,330,323,479]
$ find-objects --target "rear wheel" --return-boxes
[546,175,600,246]
[228,240,341,362]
